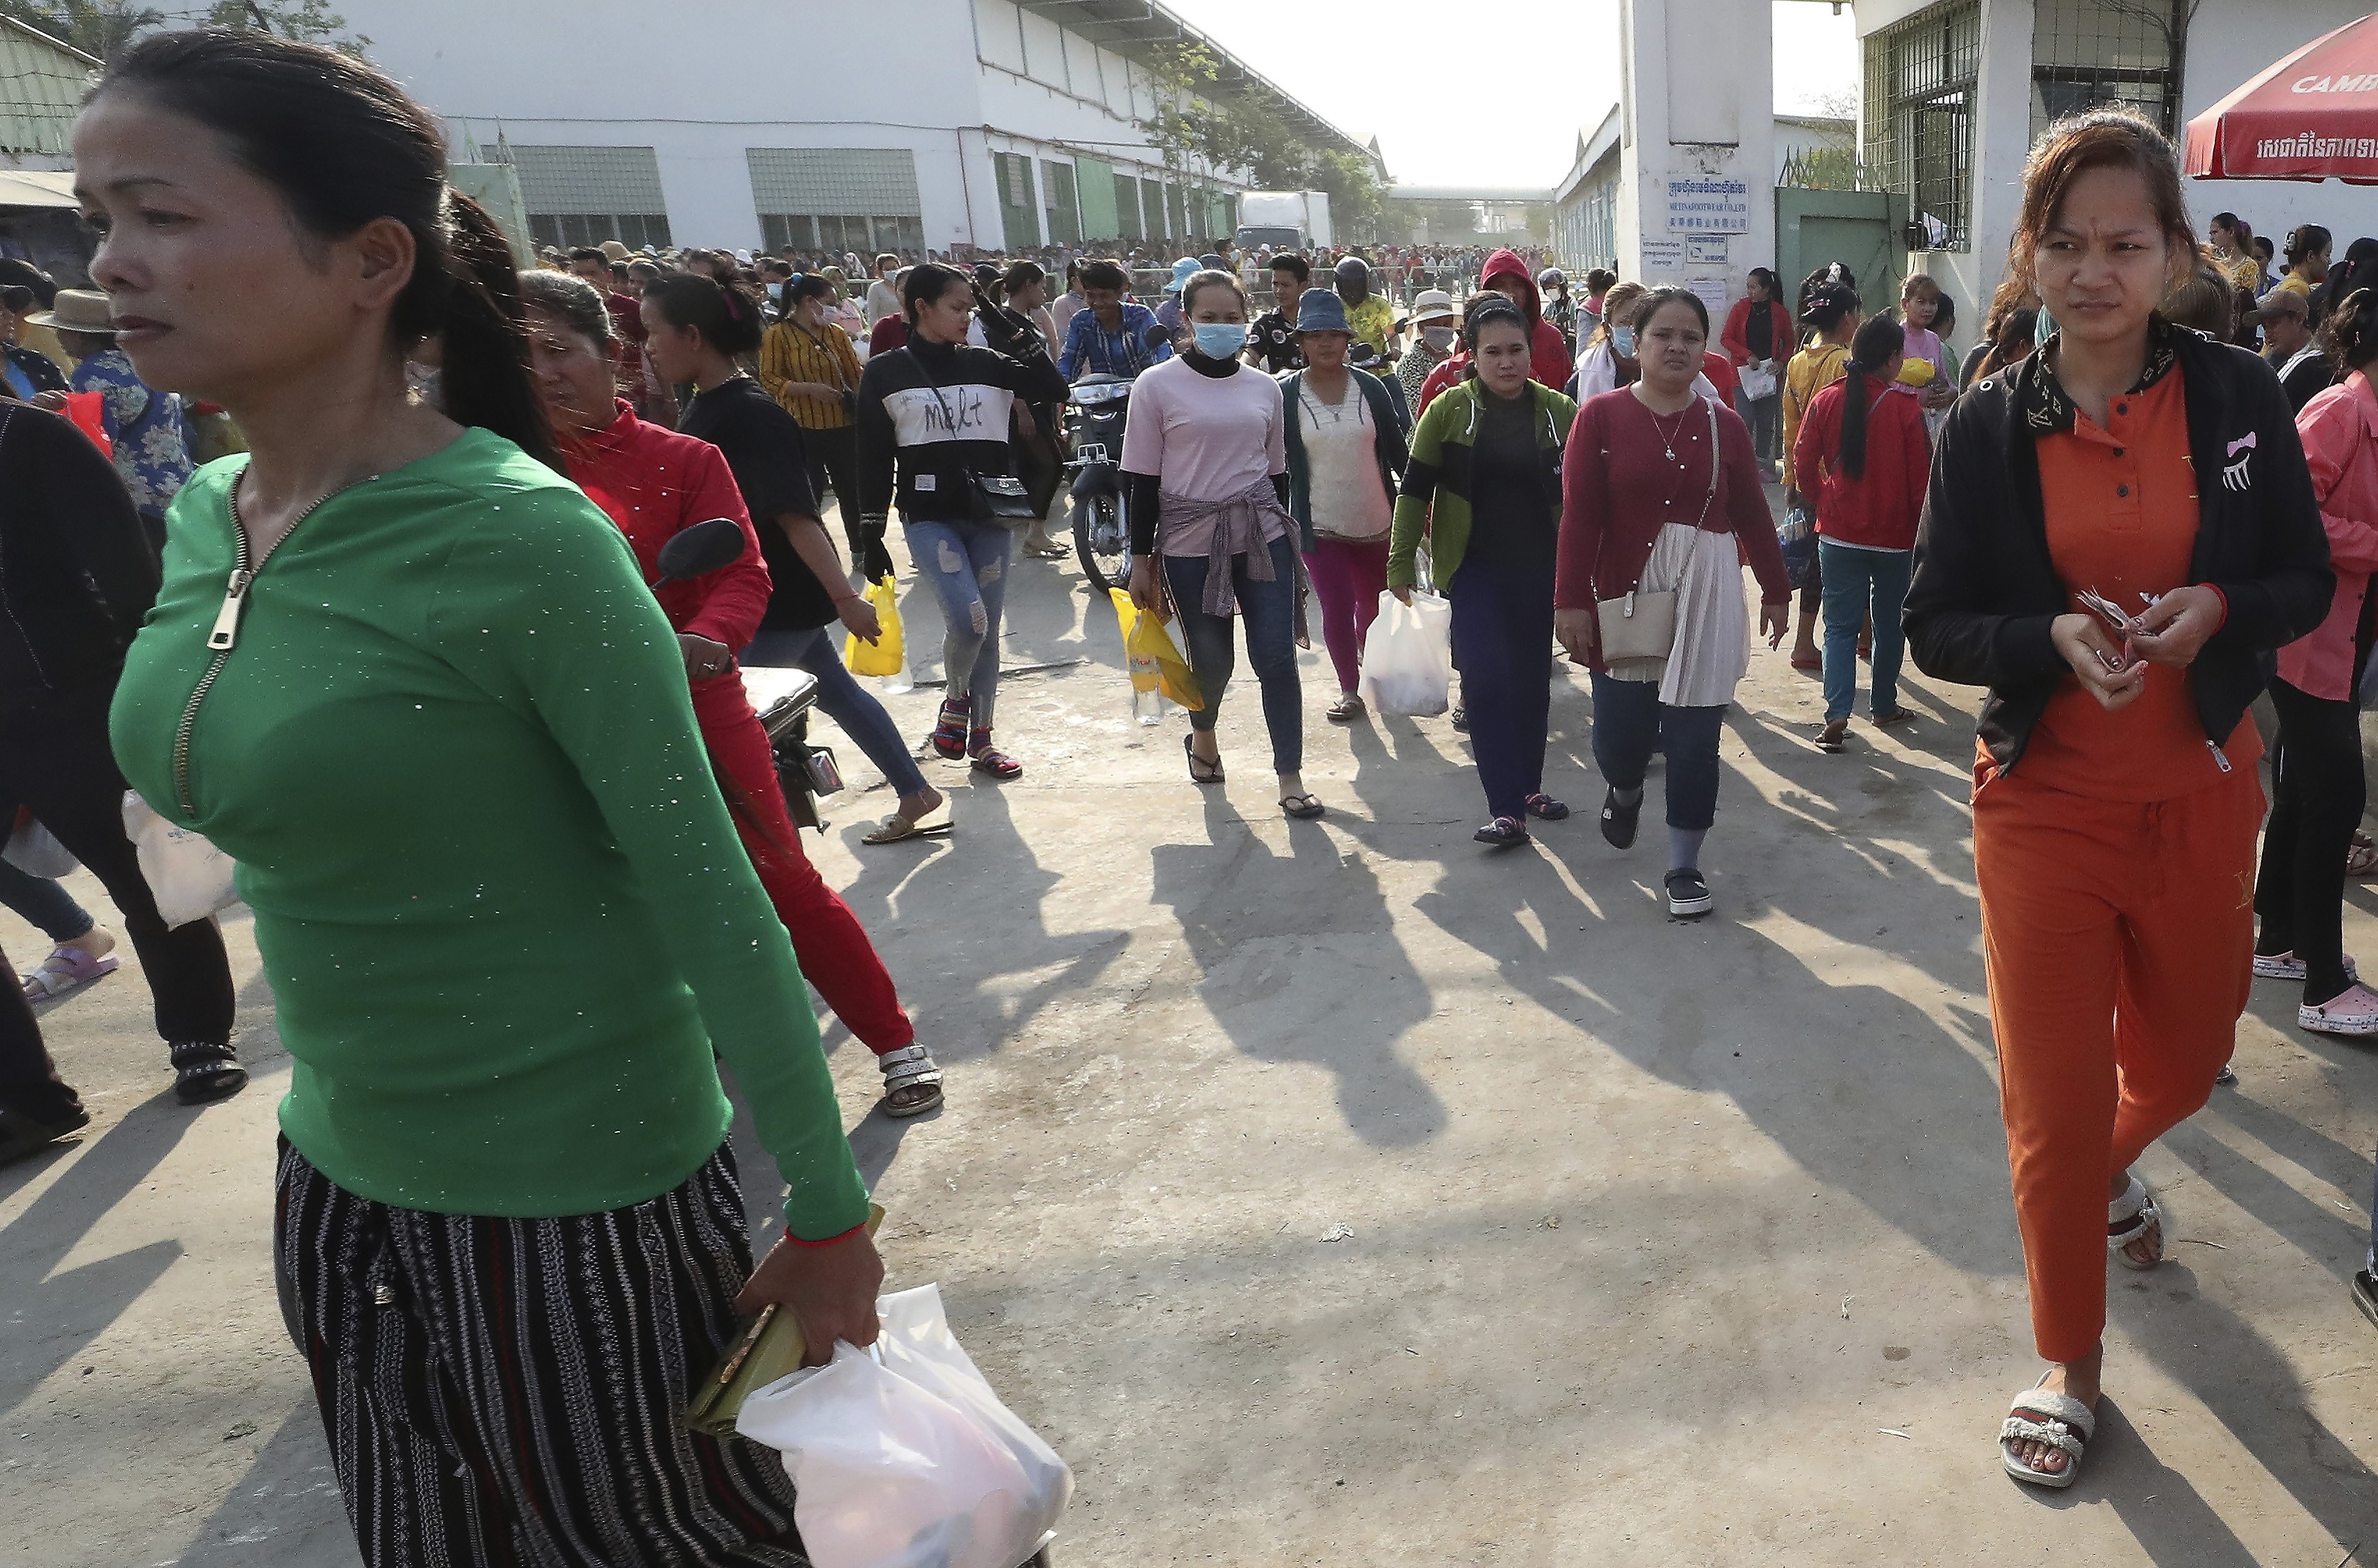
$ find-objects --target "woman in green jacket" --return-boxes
[81,32,874,1565]
[1390,297,1578,846]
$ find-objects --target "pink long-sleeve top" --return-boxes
[2281,370,2378,700]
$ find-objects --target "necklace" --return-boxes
[1643,398,1694,463]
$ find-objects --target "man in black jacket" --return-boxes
[0,399,243,1166]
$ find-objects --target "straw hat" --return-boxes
[599,240,632,263]
[24,288,112,335]
[1401,288,1457,329]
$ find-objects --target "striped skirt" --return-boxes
[274,1139,810,1567]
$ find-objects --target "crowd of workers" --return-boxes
[2,22,2377,1557]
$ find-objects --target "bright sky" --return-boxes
[1161,0,1864,188]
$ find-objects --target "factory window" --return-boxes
[1862,0,1979,251]
[1114,172,1145,242]
[1042,160,1081,246]
[2031,0,2184,140]
[994,151,1040,251]
[502,145,672,252]
[747,148,924,258]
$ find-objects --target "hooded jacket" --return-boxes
[1477,248,1576,391]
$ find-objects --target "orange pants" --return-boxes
[1973,764,2263,1363]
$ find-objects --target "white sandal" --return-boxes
[877,1043,944,1118]
[2108,1174,2167,1271]
[1999,1374,2096,1488]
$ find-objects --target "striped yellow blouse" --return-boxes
[757,319,864,431]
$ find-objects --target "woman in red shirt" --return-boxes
[520,270,943,1119]
[1553,288,1791,918]
[1791,315,1930,752]
[1905,110,2329,1487]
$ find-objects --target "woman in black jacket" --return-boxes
[854,263,1067,779]
[0,397,243,1160]
[1905,110,2329,1490]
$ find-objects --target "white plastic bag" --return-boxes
[2,814,77,878]
[122,791,238,928]
[1358,589,1454,716]
[736,1284,1070,1568]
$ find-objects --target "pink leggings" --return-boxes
[1303,536,1391,693]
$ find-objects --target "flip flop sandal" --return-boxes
[862,808,952,845]
[1871,708,1918,727]
[2350,831,2378,877]
[1183,734,1224,784]
[1789,653,1822,671]
[1326,693,1366,723]
[877,1043,944,1118]
[2108,1175,2167,1271]
[1814,718,1850,753]
[1523,793,1569,820]
[1281,793,1326,820]
[22,944,118,1001]
[2000,1375,2096,1489]
[170,1041,247,1106]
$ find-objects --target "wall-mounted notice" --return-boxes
[1638,239,1686,279]
[1666,177,1750,234]
[1685,235,1730,265]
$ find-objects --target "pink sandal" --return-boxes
[968,729,1022,780]
[21,944,119,1002]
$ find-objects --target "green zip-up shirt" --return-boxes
[110,430,870,1237]
[1388,378,1575,594]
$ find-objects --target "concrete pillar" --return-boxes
[1618,0,1776,320]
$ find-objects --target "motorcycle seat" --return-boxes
[740,666,821,741]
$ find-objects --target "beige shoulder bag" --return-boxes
[1595,395,1719,662]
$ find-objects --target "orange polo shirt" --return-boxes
[2010,362,2261,799]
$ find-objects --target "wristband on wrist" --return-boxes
[787,1221,867,1248]
[833,590,861,603]
[2199,582,2229,632]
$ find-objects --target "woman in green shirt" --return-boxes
[81,31,875,1565]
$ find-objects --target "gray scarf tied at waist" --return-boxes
[1159,478,1309,645]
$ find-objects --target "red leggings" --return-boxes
[1303,536,1390,693]
[700,692,913,1056]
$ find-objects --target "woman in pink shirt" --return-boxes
[1120,268,1320,819]
[2253,288,2378,1035]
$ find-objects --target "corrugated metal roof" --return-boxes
[0,16,98,161]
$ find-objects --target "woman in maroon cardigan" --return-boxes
[1554,287,1793,918]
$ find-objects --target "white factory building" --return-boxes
[328,0,1376,258]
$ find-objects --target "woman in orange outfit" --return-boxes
[1905,110,2331,1487]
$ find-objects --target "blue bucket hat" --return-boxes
[1295,290,1350,333]
[1165,256,1200,294]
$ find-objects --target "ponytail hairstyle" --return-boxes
[998,258,1046,306]
[2320,288,2378,376]
[1798,261,1857,318]
[518,269,614,353]
[1799,281,1861,339]
[2286,223,2332,268]
[639,272,764,358]
[1836,315,1905,482]
[1459,293,1528,379]
[96,29,555,469]
[901,261,970,326]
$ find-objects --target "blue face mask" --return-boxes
[1193,322,1249,358]
[1611,324,1637,357]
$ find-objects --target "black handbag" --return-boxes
[917,364,1038,529]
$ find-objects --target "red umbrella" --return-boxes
[2186,13,2378,183]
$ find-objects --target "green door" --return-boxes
[1774,187,1909,327]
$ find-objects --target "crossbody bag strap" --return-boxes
[1692,395,1721,527]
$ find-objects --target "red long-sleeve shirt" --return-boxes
[1789,374,1930,552]
[1555,388,1790,670]
[565,399,774,725]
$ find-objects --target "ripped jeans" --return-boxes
[903,518,1012,731]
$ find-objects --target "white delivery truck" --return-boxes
[1234,190,1333,253]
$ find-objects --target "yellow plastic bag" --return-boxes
[841,575,903,677]
[1109,587,1202,711]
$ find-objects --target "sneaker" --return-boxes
[2253,950,2360,983]
[2299,983,2378,1037]
[1664,867,1713,918]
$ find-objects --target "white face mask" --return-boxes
[1421,326,1456,351]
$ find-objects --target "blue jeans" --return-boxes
[1589,673,1725,832]
[0,855,92,941]
[740,625,930,798]
[1448,550,1555,820]
[903,520,1011,731]
[1818,541,1913,723]
[1163,536,1304,775]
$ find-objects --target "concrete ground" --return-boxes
[6,517,2378,1568]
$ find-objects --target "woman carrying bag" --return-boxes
[1281,288,1407,724]
[1391,297,1577,847]
[1903,109,2329,1487]
[1791,315,1930,752]
[1780,279,1860,671]
[1120,268,1320,820]
[1555,288,1791,917]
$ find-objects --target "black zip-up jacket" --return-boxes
[0,401,158,718]
[853,333,1067,525]
[1903,322,2331,776]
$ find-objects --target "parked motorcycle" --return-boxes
[1063,372,1133,597]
